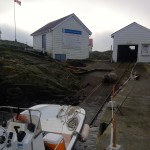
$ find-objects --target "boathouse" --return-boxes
[31,13,92,61]
[111,22,150,62]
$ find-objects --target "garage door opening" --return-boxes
[117,45,138,62]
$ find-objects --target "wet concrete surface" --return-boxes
[75,61,117,150]
[96,63,150,150]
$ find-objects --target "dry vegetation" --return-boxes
[0,42,80,107]
[89,50,112,60]
[0,40,112,107]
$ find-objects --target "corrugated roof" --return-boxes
[31,14,73,36]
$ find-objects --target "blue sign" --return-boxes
[62,29,82,35]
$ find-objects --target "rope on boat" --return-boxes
[57,106,82,131]
[67,117,78,131]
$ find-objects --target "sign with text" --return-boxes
[62,29,82,49]
[142,44,150,56]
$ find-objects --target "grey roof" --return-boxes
[31,14,72,36]
[31,13,92,36]
[111,22,150,38]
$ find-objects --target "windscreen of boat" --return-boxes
[0,111,12,126]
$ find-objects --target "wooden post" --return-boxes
[113,113,117,147]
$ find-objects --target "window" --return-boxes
[142,44,150,56]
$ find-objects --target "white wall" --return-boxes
[33,16,90,60]
[52,17,90,60]
[46,32,53,54]
[89,45,92,52]
[33,32,53,54]
[112,23,150,62]
[33,35,42,51]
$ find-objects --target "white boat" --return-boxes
[0,105,90,150]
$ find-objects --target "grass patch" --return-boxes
[0,47,80,107]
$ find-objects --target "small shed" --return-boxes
[111,22,150,62]
[89,38,93,52]
[31,13,92,61]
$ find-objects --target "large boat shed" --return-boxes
[111,22,150,62]
[31,13,92,61]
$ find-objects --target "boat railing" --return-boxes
[0,106,41,119]
[0,106,42,133]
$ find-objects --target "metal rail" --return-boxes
[83,62,133,126]
[89,89,112,126]
[76,62,137,150]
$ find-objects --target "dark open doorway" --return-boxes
[117,45,138,62]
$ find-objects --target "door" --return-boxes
[42,34,46,50]
[55,54,66,61]
[117,45,138,62]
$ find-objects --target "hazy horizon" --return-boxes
[1,0,150,51]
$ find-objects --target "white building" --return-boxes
[111,22,150,62]
[31,13,92,61]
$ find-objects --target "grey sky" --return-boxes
[1,0,150,51]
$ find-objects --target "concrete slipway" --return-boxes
[96,63,150,150]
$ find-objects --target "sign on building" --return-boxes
[142,44,150,55]
[62,29,82,49]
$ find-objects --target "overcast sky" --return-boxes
[1,0,150,51]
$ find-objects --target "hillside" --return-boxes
[0,43,80,107]
[89,50,112,60]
